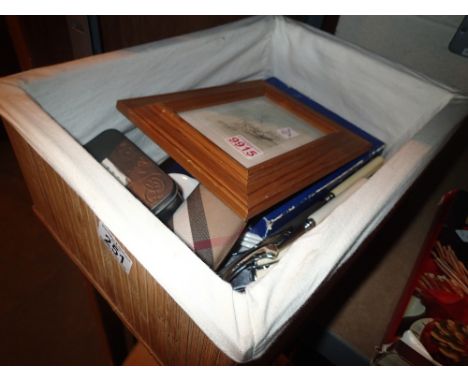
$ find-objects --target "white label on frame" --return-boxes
[98,221,133,274]
[226,135,263,159]
[456,229,468,243]
[276,127,299,140]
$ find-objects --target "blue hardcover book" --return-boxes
[242,77,385,241]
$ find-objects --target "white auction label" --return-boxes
[456,229,468,243]
[276,126,299,140]
[226,135,263,159]
[101,158,129,186]
[98,221,133,274]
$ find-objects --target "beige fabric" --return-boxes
[169,185,246,270]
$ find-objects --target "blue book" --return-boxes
[242,77,385,240]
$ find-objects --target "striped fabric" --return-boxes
[168,185,246,270]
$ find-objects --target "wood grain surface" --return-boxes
[117,80,371,219]
[5,122,235,365]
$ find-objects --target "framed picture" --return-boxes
[117,80,371,219]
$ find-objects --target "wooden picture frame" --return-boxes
[117,80,371,219]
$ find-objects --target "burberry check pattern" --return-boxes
[168,185,246,270]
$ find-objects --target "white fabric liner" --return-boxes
[1,16,467,363]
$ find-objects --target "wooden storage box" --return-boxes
[1,17,467,364]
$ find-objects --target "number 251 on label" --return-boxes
[98,221,133,274]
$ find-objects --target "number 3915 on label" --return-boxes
[226,135,263,159]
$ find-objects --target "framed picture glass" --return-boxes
[117,80,370,219]
[179,96,326,168]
